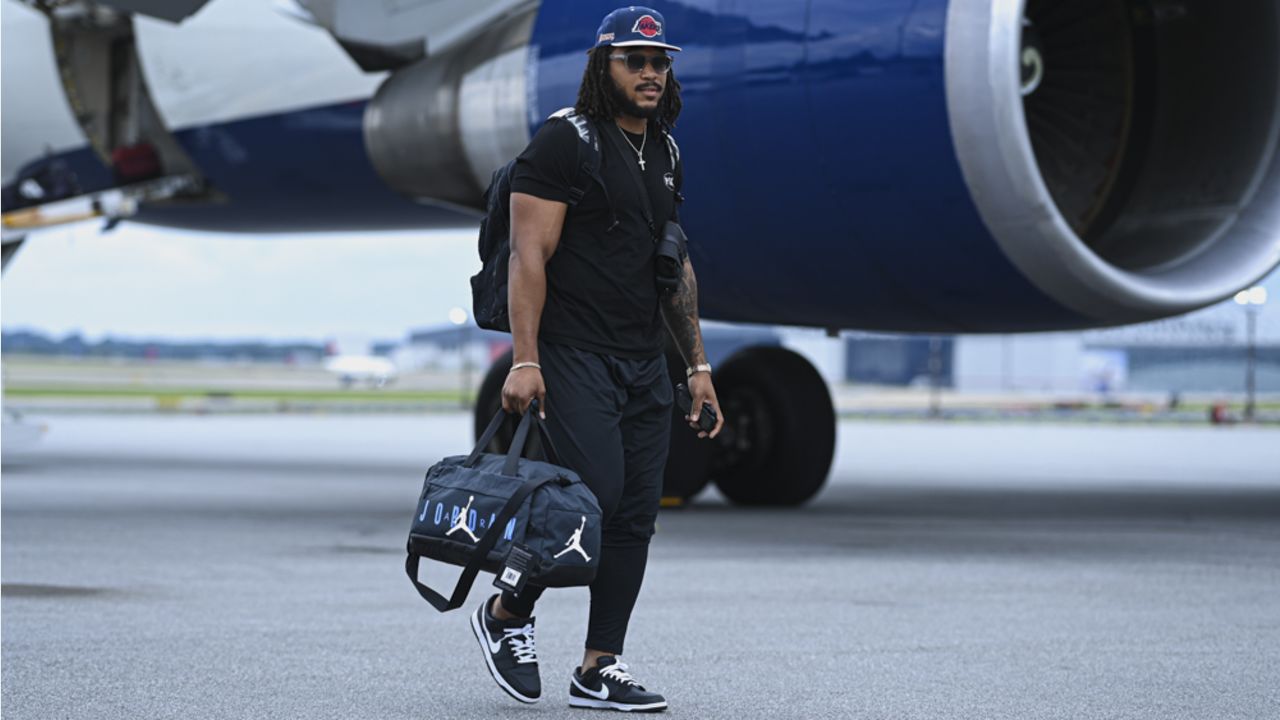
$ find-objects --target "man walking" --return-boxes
[470,6,723,713]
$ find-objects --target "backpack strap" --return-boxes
[548,108,619,231]
[615,129,659,240]
[613,123,681,237]
[660,128,684,204]
[661,130,679,170]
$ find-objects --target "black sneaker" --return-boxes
[470,594,540,703]
[569,656,667,712]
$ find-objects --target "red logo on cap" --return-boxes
[632,15,662,38]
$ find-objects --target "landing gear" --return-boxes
[1,237,25,272]
[709,347,835,506]
[472,344,835,506]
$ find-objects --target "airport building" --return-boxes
[392,322,783,374]
[384,283,1280,398]
[390,325,511,373]
[922,301,1280,395]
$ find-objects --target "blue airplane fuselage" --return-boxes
[7,1,1088,332]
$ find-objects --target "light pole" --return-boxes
[1234,286,1268,423]
[449,307,471,409]
[928,336,943,418]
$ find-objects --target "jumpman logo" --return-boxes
[445,496,480,543]
[553,516,592,562]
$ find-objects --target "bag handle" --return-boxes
[530,409,563,466]
[464,400,563,471]
[466,409,509,468]
[502,409,537,476]
[405,469,557,612]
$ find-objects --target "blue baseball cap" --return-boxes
[590,6,682,53]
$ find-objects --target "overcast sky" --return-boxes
[2,220,1278,353]
[1,221,481,353]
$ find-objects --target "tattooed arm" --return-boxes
[661,257,724,438]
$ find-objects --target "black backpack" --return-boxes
[470,108,680,332]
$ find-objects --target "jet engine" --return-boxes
[362,8,535,212]
[947,0,1280,326]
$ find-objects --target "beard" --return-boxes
[609,76,661,120]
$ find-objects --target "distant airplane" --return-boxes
[1,408,47,453]
[3,0,1279,504]
[323,354,398,389]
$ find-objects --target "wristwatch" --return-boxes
[686,363,712,379]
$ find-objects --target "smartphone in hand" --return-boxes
[675,383,717,433]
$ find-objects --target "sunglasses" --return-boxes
[609,52,673,74]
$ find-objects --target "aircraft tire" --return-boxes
[710,346,835,506]
[474,349,515,452]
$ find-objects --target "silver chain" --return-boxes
[616,124,647,170]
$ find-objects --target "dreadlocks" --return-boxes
[575,47,683,129]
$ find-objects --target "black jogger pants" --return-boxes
[500,339,672,655]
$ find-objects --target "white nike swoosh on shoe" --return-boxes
[477,609,504,654]
[471,607,538,704]
[572,675,610,700]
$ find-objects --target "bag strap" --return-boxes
[465,404,536,474]
[405,467,559,612]
[614,125,658,241]
[567,120,600,208]
[502,409,537,476]
[549,108,619,232]
[523,406,564,467]
[465,400,563,469]
[662,129,684,204]
[467,409,509,467]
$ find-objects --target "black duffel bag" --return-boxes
[405,403,602,612]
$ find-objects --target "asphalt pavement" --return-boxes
[3,414,1279,719]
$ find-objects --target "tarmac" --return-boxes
[3,414,1279,719]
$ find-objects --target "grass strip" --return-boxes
[5,386,467,403]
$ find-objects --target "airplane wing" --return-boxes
[297,0,535,70]
[79,0,211,23]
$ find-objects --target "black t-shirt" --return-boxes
[510,116,682,359]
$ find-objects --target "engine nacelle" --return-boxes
[362,8,536,212]
[948,0,1280,325]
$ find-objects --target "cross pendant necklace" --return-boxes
[617,124,647,171]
